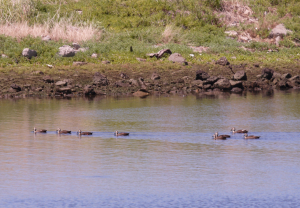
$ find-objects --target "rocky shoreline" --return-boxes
[1,60,300,99]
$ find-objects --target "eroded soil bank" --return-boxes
[1,61,300,99]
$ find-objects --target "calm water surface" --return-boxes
[1,92,300,207]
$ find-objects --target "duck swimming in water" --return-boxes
[33,127,47,133]
[57,128,71,134]
[231,127,248,133]
[114,131,129,136]
[214,132,230,138]
[244,133,260,139]
[213,133,227,140]
[77,130,93,135]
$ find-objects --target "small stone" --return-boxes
[168,53,187,65]
[22,48,37,59]
[55,81,67,86]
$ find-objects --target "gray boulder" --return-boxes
[93,73,109,86]
[58,45,75,57]
[230,80,243,88]
[22,48,37,59]
[84,85,96,95]
[196,70,210,80]
[261,68,274,80]
[168,53,187,65]
[269,24,292,38]
[213,78,231,90]
[281,73,292,79]
[233,70,247,80]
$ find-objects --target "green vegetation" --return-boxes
[0,0,299,68]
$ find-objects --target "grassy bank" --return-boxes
[0,0,299,68]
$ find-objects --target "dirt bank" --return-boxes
[1,61,300,99]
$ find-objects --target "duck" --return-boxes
[244,133,260,139]
[77,130,93,135]
[213,132,228,140]
[231,127,248,133]
[214,132,230,138]
[57,128,71,134]
[114,131,129,136]
[33,127,47,133]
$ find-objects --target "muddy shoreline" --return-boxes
[1,62,300,99]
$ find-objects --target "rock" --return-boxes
[272,72,282,79]
[43,76,54,83]
[229,80,243,88]
[289,75,300,81]
[55,81,67,86]
[261,68,274,80]
[151,72,160,80]
[42,35,51,41]
[93,74,109,86]
[133,89,149,97]
[277,80,289,89]
[233,70,247,80]
[156,49,172,58]
[281,73,292,79]
[138,77,147,89]
[22,48,37,59]
[147,49,172,59]
[91,53,98,58]
[215,57,230,66]
[231,87,243,93]
[213,78,231,90]
[10,83,21,92]
[129,79,139,87]
[196,70,210,80]
[269,24,293,38]
[84,85,96,95]
[168,53,187,65]
[203,76,219,85]
[191,80,203,87]
[72,42,81,50]
[58,45,75,57]
[73,61,87,66]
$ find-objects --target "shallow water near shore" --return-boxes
[1,91,300,207]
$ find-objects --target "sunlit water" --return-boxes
[1,91,300,207]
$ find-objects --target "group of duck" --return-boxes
[213,127,260,140]
[33,127,130,136]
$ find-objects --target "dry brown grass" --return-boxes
[217,0,258,27]
[161,25,181,43]
[0,20,101,42]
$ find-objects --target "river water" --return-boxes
[1,91,300,207]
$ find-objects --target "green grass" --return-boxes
[0,0,300,68]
